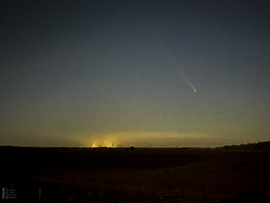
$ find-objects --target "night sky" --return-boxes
[1,0,270,147]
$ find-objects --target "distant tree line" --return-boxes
[219,141,270,151]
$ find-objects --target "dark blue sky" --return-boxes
[1,0,270,147]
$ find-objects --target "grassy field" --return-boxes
[1,147,270,202]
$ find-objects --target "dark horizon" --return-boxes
[2,139,270,149]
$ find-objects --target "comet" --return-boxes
[183,71,197,93]
[164,48,197,93]
[158,38,197,93]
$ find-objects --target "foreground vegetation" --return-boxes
[1,145,270,202]
[218,140,270,151]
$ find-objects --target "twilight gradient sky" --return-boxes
[1,0,270,147]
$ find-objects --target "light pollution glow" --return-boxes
[78,131,245,148]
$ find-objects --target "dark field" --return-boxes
[2,147,270,202]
